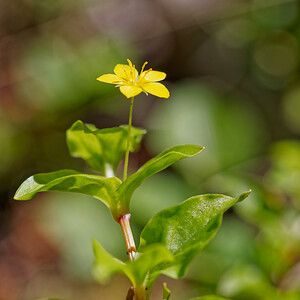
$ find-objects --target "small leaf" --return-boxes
[128,244,173,287]
[92,239,129,283]
[117,145,204,212]
[163,283,171,300]
[93,239,172,291]
[14,170,124,219]
[67,120,146,175]
[139,191,251,283]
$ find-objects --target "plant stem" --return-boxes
[104,163,115,178]
[119,213,136,261]
[123,97,134,181]
[126,287,135,300]
[135,285,147,300]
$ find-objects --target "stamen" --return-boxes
[140,68,152,81]
[127,59,133,67]
[133,65,137,81]
[140,61,148,74]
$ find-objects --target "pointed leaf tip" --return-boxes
[116,144,204,216]
[139,191,251,283]
[236,189,252,203]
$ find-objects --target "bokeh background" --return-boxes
[1,0,300,299]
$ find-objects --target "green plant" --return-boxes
[14,59,250,300]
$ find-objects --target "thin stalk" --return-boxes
[119,213,136,261]
[126,287,135,300]
[123,97,134,181]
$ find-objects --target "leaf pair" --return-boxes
[14,121,204,220]
[93,191,251,298]
[66,120,146,176]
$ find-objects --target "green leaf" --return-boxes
[14,144,203,221]
[93,239,173,290]
[190,296,230,300]
[92,239,128,283]
[139,191,251,283]
[14,170,124,220]
[163,283,171,300]
[128,244,173,287]
[66,120,146,175]
[117,145,204,212]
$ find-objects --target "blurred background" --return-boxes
[1,0,300,299]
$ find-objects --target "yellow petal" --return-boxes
[114,64,138,80]
[141,70,166,82]
[119,85,143,98]
[97,74,121,84]
[142,82,170,98]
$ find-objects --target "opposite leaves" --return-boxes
[14,142,203,221]
[93,191,250,298]
[66,120,146,176]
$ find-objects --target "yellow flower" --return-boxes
[97,59,170,99]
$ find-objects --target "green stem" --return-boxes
[123,97,134,181]
[135,285,147,300]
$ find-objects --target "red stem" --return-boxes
[119,214,136,261]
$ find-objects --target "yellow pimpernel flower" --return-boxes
[97,59,170,99]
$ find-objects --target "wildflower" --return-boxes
[97,59,170,99]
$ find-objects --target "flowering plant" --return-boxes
[14,60,250,300]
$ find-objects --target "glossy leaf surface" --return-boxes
[139,191,251,283]
[14,143,203,220]
[117,145,204,210]
[67,120,146,175]
[14,170,122,218]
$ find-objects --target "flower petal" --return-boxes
[142,82,170,98]
[97,74,122,84]
[119,85,143,98]
[141,70,166,82]
[114,64,138,80]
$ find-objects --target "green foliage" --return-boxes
[14,169,123,217]
[139,191,250,293]
[117,145,204,212]
[93,239,173,289]
[14,118,250,299]
[67,120,146,175]
[93,191,250,297]
[14,138,202,220]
